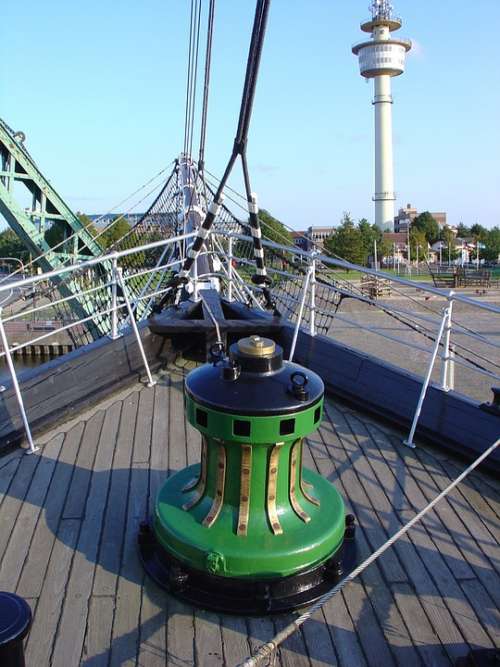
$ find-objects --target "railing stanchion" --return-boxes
[116,268,156,388]
[0,306,39,454]
[448,343,455,391]
[110,257,121,340]
[289,267,312,362]
[403,305,450,449]
[227,235,234,302]
[193,257,199,302]
[310,252,317,337]
[440,294,454,391]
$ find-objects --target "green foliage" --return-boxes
[99,216,132,249]
[469,223,488,241]
[440,225,459,261]
[409,227,427,260]
[0,229,29,262]
[456,222,470,237]
[324,212,366,267]
[411,211,440,244]
[483,226,500,261]
[258,209,293,246]
[44,213,98,251]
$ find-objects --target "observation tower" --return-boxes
[352,0,411,231]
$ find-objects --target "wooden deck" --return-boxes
[0,358,499,666]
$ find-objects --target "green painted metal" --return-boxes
[0,119,102,264]
[153,394,346,579]
[0,119,112,338]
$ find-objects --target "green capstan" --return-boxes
[141,335,353,613]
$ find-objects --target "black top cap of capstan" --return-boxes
[185,335,324,416]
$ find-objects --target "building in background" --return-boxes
[394,204,449,232]
[291,231,309,252]
[306,226,335,249]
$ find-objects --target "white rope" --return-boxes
[200,291,223,345]
[238,436,500,667]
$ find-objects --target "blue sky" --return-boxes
[2,1,499,230]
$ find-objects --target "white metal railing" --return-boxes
[0,229,498,452]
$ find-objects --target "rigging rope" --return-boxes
[238,436,500,667]
[171,0,274,309]
[198,0,216,173]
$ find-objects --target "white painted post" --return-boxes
[403,305,450,449]
[0,307,39,454]
[193,255,199,301]
[373,238,378,272]
[440,296,454,391]
[309,253,317,337]
[227,236,234,302]
[109,257,121,340]
[448,343,456,391]
[289,268,312,362]
[116,268,156,388]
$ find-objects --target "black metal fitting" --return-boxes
[0,592,32,667]
[209,342,225,366]
[479,387,500,415]
[289,371,309,401]
[345,514,356,540]
[138,518,357,615]
[221,360,241,382]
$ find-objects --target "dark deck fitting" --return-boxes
[0,592,32,667]
[138,517,356,614]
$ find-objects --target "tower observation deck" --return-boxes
[352,0,411,231]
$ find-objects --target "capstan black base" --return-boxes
[138,516,357,615]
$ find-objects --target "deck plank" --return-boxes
[0,432,63,591]
[133,384,155,464]
[17,422,83,598]
[50,409,113,667]
[340,410,472,664]
[93,394,138,597]
[109,462,149,667]
[24,518,81,667]
[307,409,400,667]
[137,380,170,666]
[363,420,476,582]
[82,596,115,667]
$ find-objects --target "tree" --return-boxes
[456,222,470,238]
[99,216,132,249]
[324,213,366,267]
[0,229,30,263]
[45,213,98,250]
[258,209,293,246]
[440,225,459,262]
[469,223,488,241]
[409,227,427,261]
[411,212,440,244]
[483,227,500,262]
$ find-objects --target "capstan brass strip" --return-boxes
[267,443,283,535]
[182,477,198,492]
[299,439,321,507]
[237,445,252,536]
[182,436,208,510]
[289,440,311,523]
[202,443,227,527]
